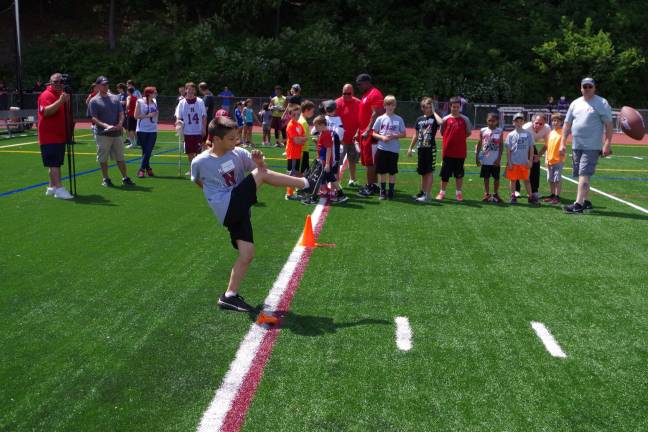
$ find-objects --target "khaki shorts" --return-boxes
[96,135,125,163]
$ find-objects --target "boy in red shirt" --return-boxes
[437,96,472,201]
[303,116,348,205]
[285,103,307,200]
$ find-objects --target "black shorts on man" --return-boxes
[480,165,500,179]
[417,146,436,175]
[40,143,66,167]
[440,157,465,181]
[375,149,399,175]
[126,116,137,132]
[223,174,258,249]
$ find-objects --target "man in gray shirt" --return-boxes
[88,76,135,187]
[559,77,612,214]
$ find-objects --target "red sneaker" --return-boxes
[146,168,154,177]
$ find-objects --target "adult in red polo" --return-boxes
[38,72,73,200]
[336,83,361,187]
[356,73,384,196]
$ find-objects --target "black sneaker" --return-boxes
[301,195,319,205]
[387,190,394,200]
[379,190,387,200]
[122,177,136,186]
[528,197,540,207]
[101,178,114,187]
[564,202,584,214]
[583,200,593,211]
[300,161,323,196]
[358,185,373,197]
[218,293,255,312]
[370,183,381,194]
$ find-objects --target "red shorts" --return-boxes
[359,132,377,167]
[506,164,530,181]
[184,135,203,154]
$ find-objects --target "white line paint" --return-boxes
[394,316,412,352]
[531,321,567,358]
[541,166,648,215]
[196,200,326,432]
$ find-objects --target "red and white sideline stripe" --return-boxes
[197,201,330,432]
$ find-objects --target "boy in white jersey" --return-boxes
[475,112,504,203]
[191,117,316,312]
[175,82,206,175]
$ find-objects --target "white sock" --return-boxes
[456,190,462,195]
[303,178,310,188]
[224,291,237,298]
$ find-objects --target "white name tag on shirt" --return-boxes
[221,160,235,172]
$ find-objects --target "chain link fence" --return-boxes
[2,92,646,133]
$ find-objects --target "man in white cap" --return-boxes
[559,77,612,214]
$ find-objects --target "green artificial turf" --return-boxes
[1,131,647,431]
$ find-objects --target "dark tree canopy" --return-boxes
[1,0,647,105]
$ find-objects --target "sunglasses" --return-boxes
[582,85,594,89]
[342,92,352,95]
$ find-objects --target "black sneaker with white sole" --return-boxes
[218,293,255,312]
[583,200,593,211]
[101,178,114,187]
[122,177,136,186]
[564,202,584,214]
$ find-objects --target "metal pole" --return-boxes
[14,0,23,108]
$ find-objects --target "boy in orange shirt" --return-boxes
[285,103,307,200]
[539,112,567,204]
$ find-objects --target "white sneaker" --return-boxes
[514,191,521,198]
[45,187,56,196]
[416,193,429,202]
[54,187,74,200]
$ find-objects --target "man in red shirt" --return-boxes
[355,74,385,196]
[336,83,361,186]
[37,73,73,200]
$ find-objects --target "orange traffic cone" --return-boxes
[300,215,316,247]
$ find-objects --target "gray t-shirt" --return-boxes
[522,121,551,145]
[373,113,406,153]
[565,95,613,150]
[88,94,122,137]
[190,147,256,224]
[505,128,535,165]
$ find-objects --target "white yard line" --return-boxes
[531,321,567,358]
[196,200,326,432]
[394,316,413,352]
[541,166,648,215]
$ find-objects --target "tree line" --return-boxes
[5,0,648,106]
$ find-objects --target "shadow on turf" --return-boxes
[73,194,116,206]
[248,310,390,336]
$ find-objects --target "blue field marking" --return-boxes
[0,148,178,198]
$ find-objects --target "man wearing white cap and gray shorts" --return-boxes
[559,77,613,214]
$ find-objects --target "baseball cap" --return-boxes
[356,73,372,84]
[214,108,230,118]
[291,83,301,91]
[323,99,337,112]
[513,112,525,121]
[581,77,595,86]
[95,76,109,85]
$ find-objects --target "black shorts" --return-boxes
[287,158,301,175]
[417,146,436,175]
[480,165,501,179]
[440,157,465,181]
[375,149,399,175]
[301,150,310,173]
[223,174,258,249]
[126,116,137,132]
[40,143,66,167]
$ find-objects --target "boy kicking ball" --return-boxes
[191,116,315,312]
